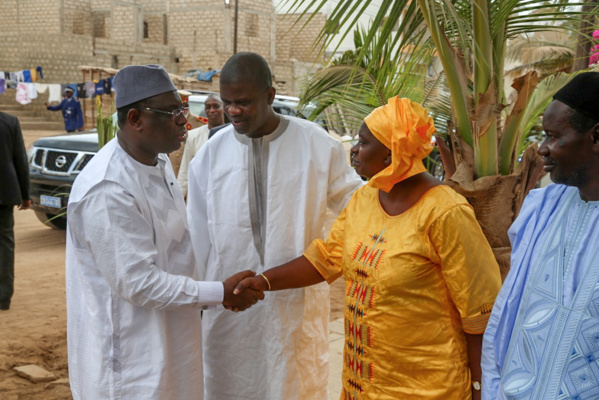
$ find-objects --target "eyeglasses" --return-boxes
[135,106,190,121]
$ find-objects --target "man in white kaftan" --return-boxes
[482,72,599,400]
[187,52,363,400]
[66,64,262,400]
[177,94,224,198]
[177,124,209,196]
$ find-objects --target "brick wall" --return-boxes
[111,5,138,42]
[0,0,62,35]
[143,14,165,44]
[274,13,326,95]
[64,0,93,36]
[0,34,95,83]
[168,0,275,73]
[276,13,326,64]
[93,38,176,70]
[0,0,323,117]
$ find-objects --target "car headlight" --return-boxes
[27,144,35,163]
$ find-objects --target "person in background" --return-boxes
[482,72,599,400]
[177,94,224,199]
[0,111,30,311]
[45,87,83,132]
[235,96,502,400]
[187,52,364,400]
[65,64,263,400]
[169,89,206,177]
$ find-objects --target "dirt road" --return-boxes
[0,129,345,399]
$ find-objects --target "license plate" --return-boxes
[40,195,62,209]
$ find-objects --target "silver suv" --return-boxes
[28,132,98,229]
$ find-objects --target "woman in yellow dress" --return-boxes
[235,97,502,400]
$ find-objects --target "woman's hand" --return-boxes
[222,270,265,312]
[234,275,269,295]
[465,333,483,400]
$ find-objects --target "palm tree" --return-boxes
[504,32,575,80]
[301,26,436,133]
[288,0,599,276]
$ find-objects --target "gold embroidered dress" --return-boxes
[304,185,501,400]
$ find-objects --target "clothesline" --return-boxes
[1,66,45,105]
[1,66,115,106]
[0,66,44,87]
[3,64,218,107]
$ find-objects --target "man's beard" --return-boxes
[552,164,588,188]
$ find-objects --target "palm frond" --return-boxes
[288,0,599,177]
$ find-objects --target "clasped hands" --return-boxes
[222,270,268,312]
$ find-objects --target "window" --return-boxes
[325,19,341,35]
[93,12,108,38]
[245,14,259,37]
[73,11,86,35]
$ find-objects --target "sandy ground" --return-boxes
[0,129,346,399]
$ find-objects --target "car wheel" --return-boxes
[431,153,446,181]
[34,210,67,230]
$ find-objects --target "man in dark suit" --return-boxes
[0,111,31,311]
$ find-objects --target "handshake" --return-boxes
[221,270,270,312]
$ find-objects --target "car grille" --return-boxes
[45,150,78,172]
[33,149,43,166]
[30,148,95,176]
[75,154,94,172]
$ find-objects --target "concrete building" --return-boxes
[274,0,385,59]
[0,0,327,108]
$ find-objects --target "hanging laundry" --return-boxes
[95,79,106,95]
[30,68,37,82]
[16,83,31,105]
[23,70,32,83]
[0,79,5,95]
[48,84,62,103]
[14,71,24,82]
[85,81,95,97]
[36,66,43,79]
[77,83,87,98]
[103,78,111,94]
[34,83,48,93]
[26,83,38,100]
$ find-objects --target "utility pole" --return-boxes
[233,0,239,54]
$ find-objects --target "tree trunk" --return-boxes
[572,2,596,72]
[443,144,544,280]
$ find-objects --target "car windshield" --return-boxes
[189,101,206,117]
[188,95,210,118]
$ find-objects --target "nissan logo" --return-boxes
[55,155,67,168]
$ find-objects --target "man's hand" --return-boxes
[233,275,269,295]
[18,200,31,210]
[222,270,265,312]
